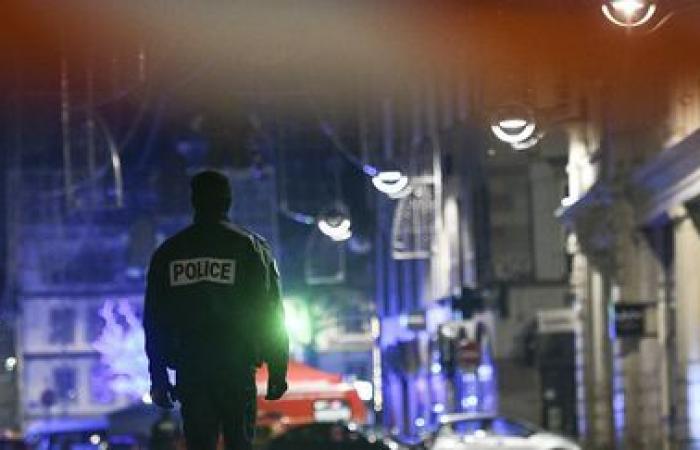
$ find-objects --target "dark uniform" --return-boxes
[144,171,289,450]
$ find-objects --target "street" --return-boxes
[1,1,700,449]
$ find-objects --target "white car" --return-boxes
[424,413,580,450]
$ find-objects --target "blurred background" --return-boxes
[2,1,700,449]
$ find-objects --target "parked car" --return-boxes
[422,413,580,450]
[256,362,367,429]
[266,422,395,450]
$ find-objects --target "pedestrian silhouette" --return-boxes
[144,170,289,450]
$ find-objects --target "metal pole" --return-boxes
[427,82,444,300]
[60,53,74,209]
[86,63,97,208]
[8,60,25,433]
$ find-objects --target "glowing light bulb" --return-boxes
[477,364,494,381]
[490,106,537,146]
[318,215,353,242]
[498,118,528,129]
[511,134,541,151]
[4,357,17,372]
[491,123,536,145]
[618,0,644,15]
[329,229,353,242]
[461,395,479,408]
[602,0,656,27]
[372,171,410,196]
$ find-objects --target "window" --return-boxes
[49,308,76,345]
[90,363,115,404]
[86,306,106,343]
[61,246,120,284]
[53,366,77,403]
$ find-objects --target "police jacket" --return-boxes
[144,214,289,388]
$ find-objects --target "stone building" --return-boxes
[560,73,700,450]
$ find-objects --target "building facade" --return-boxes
[9,167,280,434]
[365,85,500,437]
[560,73,700,450]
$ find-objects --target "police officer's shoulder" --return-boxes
[244,230,280,276]
[221,223,268,249]
[149,237,171,263]
[146,236,174,274]
[249,229,273,253]
[225,224,276,266]
[153,225,196,256]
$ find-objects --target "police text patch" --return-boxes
[169,258,236,286]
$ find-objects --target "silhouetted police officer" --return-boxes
[144,170,289,450]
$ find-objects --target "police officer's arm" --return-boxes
[143,251,170,389]
[260,248,289,383]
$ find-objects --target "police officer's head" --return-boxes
[190,170,232,217]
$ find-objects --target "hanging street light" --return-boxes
[491,119,537,145]
[511,134,543,152]
[371,170,411,198]
[490,105,538,149]
[602,0,657,27]
[386,184,413,199]
[317,213,353,242]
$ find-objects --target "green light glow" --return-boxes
[283,297,312,345]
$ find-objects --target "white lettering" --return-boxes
[169,258,236,286]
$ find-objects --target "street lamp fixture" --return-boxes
[602,0,657,27]
[511,134,542,152]
[4,357,17,372]
[490,107,538,147]
[318,214,353,242]
[371,170,411,198]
